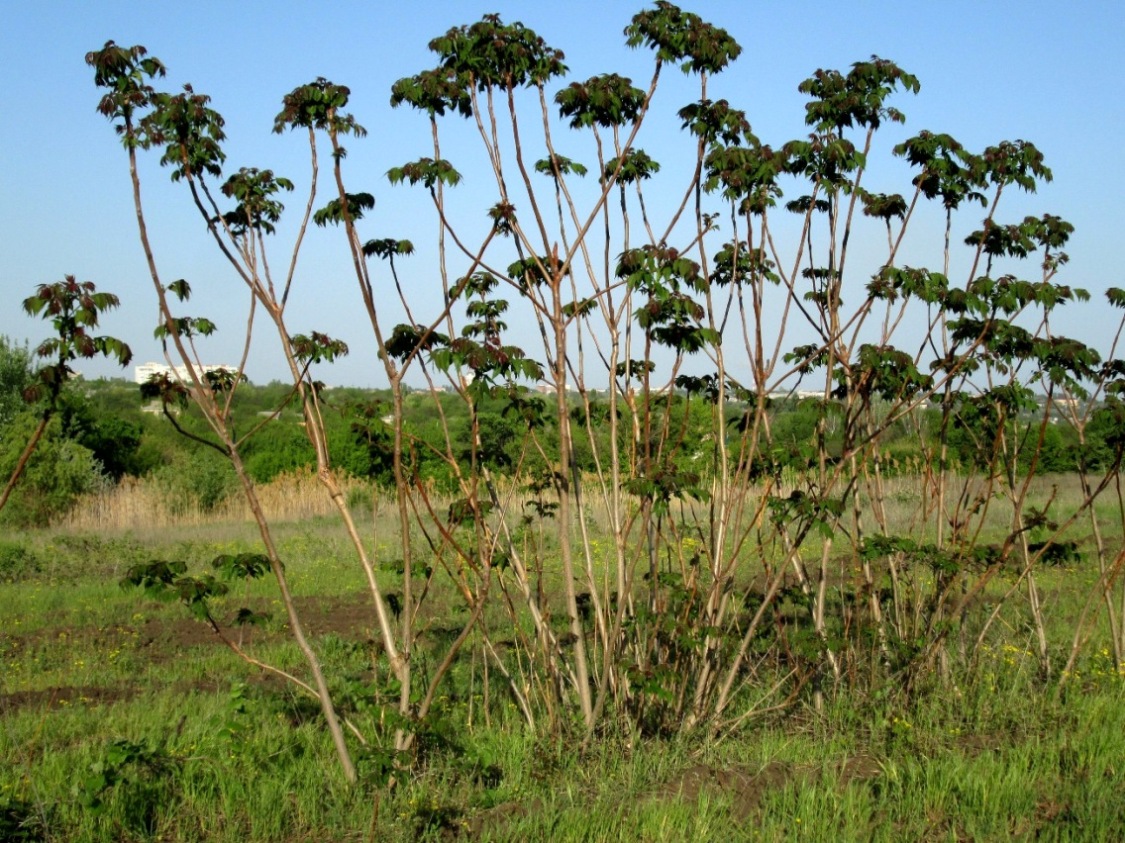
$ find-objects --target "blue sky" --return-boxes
[2,1,1122,387]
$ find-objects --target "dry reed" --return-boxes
[58,468,369,531]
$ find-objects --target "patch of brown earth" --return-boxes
[465,798,543,839]
[3,592,464,669]
[0,684,137,711]
[128,595,377,657]
[657,761,805,820]
[457,756,883,839]
[0,595,383,714]
[291,595,379,638]
[954,732,1004,757]
[657,754,883,822]
[839,753,884,783]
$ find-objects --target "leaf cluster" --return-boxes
[624,1,741,75]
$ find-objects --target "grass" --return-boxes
[4,479,1125,841]
[5,658,1125,839]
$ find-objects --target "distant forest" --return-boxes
[1,339,1117,527]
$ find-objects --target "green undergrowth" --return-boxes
[4,679,1123,841]
[3,524,1125,841]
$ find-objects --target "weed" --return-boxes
[0,798,47,843]
[0,542,41,583]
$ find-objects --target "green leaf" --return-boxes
[313,192,375,227]
[556,74,646,129]
[233,608,272,626]
[213,552,271,580]
[387,158,462,189]
[274,78,367,137]
[167,279,191,301]
[624,3,742,75]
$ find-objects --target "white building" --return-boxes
[133,361,237,384]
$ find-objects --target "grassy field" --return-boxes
[4,495,1125,841]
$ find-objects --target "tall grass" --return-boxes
[57,468,1101,547]
[57,468,376,531]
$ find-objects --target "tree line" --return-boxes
[2,339,1116,522]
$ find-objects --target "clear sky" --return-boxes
[2,1,1122,387]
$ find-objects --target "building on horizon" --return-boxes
[133,361,238,385]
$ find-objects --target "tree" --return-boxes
[0,337,34,429]
[0,278,131,518]
[89,3,1125,784]
[0,411,106,527]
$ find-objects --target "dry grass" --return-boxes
[56,467,1109,561]
[57,468,371,531]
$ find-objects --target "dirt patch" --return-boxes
[657,754,883,821]
[0,684,137,712]
[3,593,461,667]
[0,595,385,714]
[290,595,379,638]
[457,756,883,839]
[465,798,543,839]
[128,595,378,658]
[954,732,1004,757]
[658,761,804,819]
[139,616,223,651]
[838,753,884,784]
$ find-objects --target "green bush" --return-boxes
[0,541,42,582]
[0,412,107,528]
[150,450,237,513]
[0,335,34,429]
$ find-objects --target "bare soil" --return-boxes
[0,594,380,714]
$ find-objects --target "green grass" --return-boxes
[4,514,1125,841]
